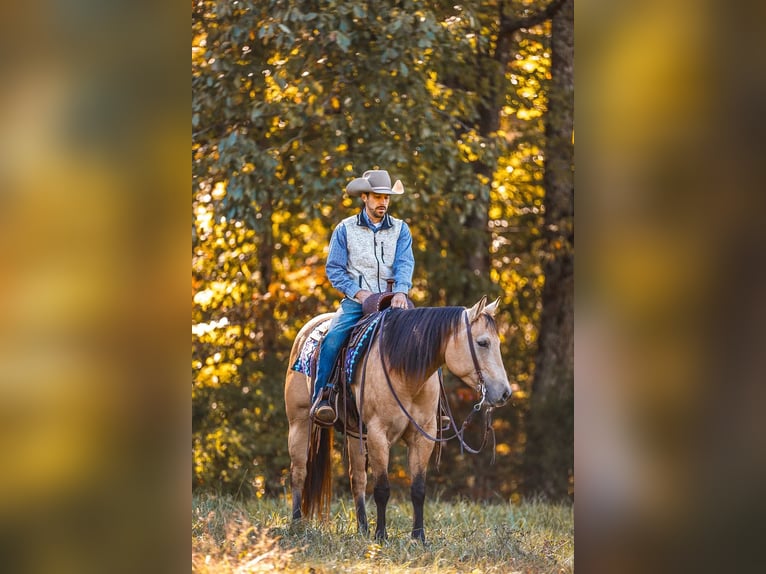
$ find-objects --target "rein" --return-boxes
[366,309,496,458]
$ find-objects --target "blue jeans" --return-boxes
[312,298,364,402]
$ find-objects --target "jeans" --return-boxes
[312,298,364,402]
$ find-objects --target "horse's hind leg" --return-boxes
[287,418,310,519]
[285,371,311,520]
[347,435,368,534]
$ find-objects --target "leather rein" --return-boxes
[357,309,496,459]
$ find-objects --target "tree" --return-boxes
[434,0,568,303]
[522,0,574,500]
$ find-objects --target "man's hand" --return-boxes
[354,290,373,303]
[391,292,408,309]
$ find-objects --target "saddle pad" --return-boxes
[291,319,330,377]
[291,311,384,384]
[343,312,385,385]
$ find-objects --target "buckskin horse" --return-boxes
[284,296,512,541]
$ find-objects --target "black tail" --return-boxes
[301,425,334,520]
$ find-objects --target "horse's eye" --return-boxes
[477,339,490,348]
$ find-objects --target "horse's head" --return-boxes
[445,296,513,407]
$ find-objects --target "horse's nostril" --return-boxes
[502,389,511,401]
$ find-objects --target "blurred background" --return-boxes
[0,1,188,572]
[577,0,766,571]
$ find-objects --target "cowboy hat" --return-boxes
[345,169,405,197]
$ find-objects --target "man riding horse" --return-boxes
[309,169,414,425]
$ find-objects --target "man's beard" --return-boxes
[369,206,386,220]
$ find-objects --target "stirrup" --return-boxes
[310,393,336,427]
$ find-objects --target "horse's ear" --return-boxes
[467,295,488,322]
[483,297,501,317]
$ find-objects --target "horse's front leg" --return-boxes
[373,473,390,541]
[406,427,436,542]
[347,435,368,534]
[366,430,391,541]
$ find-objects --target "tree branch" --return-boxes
[500,0,568,37]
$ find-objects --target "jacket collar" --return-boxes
[356,210,393,230]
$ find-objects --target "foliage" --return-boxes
[192,195,333,495]
[192,0,571,499]
[193,493,574,573]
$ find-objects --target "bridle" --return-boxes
[462,311,488,412]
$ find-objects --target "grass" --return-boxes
[192,493,573,573]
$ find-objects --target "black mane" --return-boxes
[378,306,466,383]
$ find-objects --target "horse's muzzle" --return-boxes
[487,383,513,407]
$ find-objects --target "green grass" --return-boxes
[192,493,573,573]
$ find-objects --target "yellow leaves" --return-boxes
[193,281,228,310]
[194,288,214,307]
[283,85,298,100]
[191,33,208,70]
[212,181,226,199]
[271,210,291,225]
[517,108,542,120]
[263,70,301,104]
[195,361,238,390]
[457,139,479,163]
[330,96,340,110]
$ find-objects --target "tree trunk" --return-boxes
[523,0,574,500]
[257,189,277,353]
[464,155,493,302]
[461,39,507,303]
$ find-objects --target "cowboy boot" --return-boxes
[310,388,336,426]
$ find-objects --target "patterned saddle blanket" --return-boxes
[292,319,329,380]
[291,311,385,386]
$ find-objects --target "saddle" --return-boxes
[316,312,384,436]
[361,291,415,316]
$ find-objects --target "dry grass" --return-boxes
[193,494,573,573]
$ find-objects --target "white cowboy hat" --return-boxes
[345,169,405,197]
